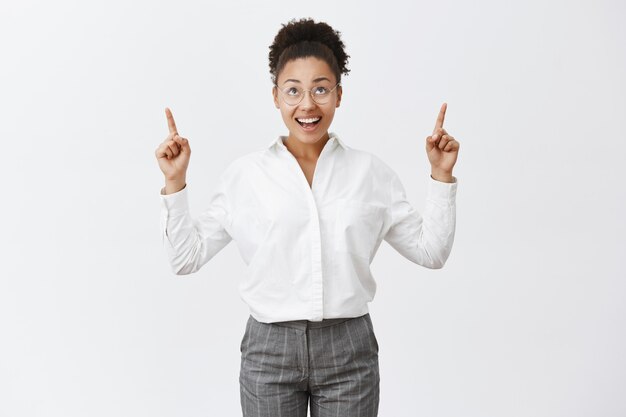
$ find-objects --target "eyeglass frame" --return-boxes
[274,81,342,106]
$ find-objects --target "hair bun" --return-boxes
[278,19,332,49]
[269,18,350,85]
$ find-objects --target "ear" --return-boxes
[272,85,280,109]
[336,85,342,108]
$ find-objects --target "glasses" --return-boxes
[276,82,341,106]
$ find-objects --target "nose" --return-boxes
[299,90,316,109]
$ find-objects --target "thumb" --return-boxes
[425,135,437,152]
[173,135,191,153]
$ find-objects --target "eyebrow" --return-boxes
[282,77,331,85]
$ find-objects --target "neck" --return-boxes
[284,132,330,160]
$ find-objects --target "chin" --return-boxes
[290,127,329,142]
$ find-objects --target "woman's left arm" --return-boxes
[381,102,460,269]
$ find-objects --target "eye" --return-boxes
[313,86,329,95]
[285,87,300,96]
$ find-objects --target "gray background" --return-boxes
[1,0,624,416]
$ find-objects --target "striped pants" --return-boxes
[239,313,380,417]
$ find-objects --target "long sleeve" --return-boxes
[159,177,233,275]
[383,173,458,269]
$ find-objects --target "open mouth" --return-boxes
[296,116,321,129]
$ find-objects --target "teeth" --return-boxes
[297,117,320,123]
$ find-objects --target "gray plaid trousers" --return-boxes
[239,312,380,417]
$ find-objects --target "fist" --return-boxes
[155,107,191,181]
[425,102,460,181]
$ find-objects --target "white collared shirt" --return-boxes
[159,132,458,323]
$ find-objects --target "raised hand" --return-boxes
[425,102,459,182]
[155,107,191,183]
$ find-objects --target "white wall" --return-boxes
[1,0,624,416]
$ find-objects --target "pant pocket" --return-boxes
[362,314,379,354]
[240,315,253,355]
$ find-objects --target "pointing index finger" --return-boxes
[165,107,178,135]
[433,102,447,133]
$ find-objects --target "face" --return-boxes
[272,57,342,146]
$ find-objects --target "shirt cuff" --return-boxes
[160,184,189,216]
[427,175,458,203]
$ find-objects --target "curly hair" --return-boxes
[268,18,350,85]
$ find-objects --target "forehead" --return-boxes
[278,57,336,85]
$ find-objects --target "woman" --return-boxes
[155,17,459,417]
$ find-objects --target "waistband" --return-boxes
[255,313,368,330]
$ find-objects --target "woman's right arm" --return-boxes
[155,108,233,275]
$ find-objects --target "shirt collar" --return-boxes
[266,131,347,150]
